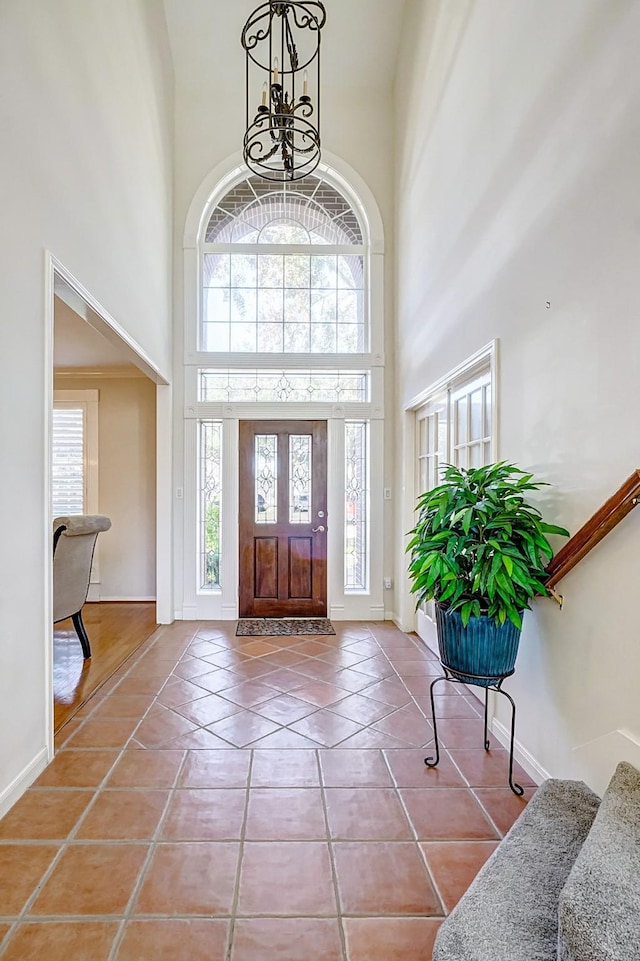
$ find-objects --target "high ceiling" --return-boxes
[162,0,408,93]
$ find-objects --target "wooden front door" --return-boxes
[239,420,328,617]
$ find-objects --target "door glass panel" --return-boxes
[345,421,368,591]
[255,435,277,523]
[200,421,222,590]
[289,435,312,524]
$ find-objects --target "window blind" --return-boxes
[52,407,85,517]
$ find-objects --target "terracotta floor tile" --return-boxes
[341,639,381,657]
[106,750,185,788]
[190,669,249,694]
[253,693,318,724]
[134,705,199,747]
[91,694,156,718]
[336,728,408,749]
[344,918,442,961]
[30,844,148,915]
[289,710,363,747]
[76,789,168,840]
[135,842,239,915]
[447,748,536,788]
[372,704,434,747]
[179,749,251,788]
[0,922,118,961]
[169,729,237,749]
[391,659,445,677]
[318,649,368,669]
[249,728,323,748]
[291,680,351,709]
[218,680,283,708]
[431,717,486,750]
[161,789,246,840]
[473,787,533,836]
[262,650,310,668]
[172,657,214,681]
[237,842,336,915]
[259,668,310,693]
[414,695,480,719]
[188,639,226,658]
[290,640,337,657]
[383,749,466,788]
[0,925,10,944]
[116,919,229,961]
[245,788,326,840]
[327,692,395,725]
[333,842,443,915]
[113,676,167,696]
[358,677,412,706]
[399,788,498,840]
[0,790,92,840]
[231,918,343,961]
[206,711,280,747]
[319,749,393,787]
[202,650,253,668]
[0,845,59,915]
[227,659,278,680]
[54,719,82,750]
[237,640,280,657]
[349,655,395,680]
[173,693,243,726]
[33,750,118,788]
[251,750,320,787]
[156,678,209,708]
[288,660,343,682]
[325,788,413,840]
[422,840,499,912]
[327,668,377,694]
[65,717,139,748]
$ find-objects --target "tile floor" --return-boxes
[0,621,536,960]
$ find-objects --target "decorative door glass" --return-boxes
[255,435,278,523]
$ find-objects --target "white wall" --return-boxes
[394,0,640,792]
[0,0,173,813]
[54,375,157,600]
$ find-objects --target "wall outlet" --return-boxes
[384,577,392,590]
[383,487,392,500]
[176,487,184,499]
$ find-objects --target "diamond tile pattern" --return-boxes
[0,620,532,960]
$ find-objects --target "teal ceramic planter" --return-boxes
[435,604,522,687]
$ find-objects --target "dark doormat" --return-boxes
[236,618,336,636]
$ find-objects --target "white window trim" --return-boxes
[397,341,498,637]
[53,389,101,590]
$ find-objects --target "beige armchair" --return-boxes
[53,515,112,659]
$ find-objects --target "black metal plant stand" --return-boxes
[424,667,524,796]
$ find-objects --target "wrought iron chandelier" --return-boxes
[241,1,326,182]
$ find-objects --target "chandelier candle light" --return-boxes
[241,1,326,182]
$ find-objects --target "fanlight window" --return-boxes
[201,174,366,353]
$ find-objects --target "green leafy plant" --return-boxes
[407,462,569,629]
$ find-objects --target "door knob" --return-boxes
[312,525,326,533]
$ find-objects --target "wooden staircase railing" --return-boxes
[545,470,640,603]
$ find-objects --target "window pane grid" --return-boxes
[199,369,370,404]
[202,252,365,354]
[345,421,369,592]
[199,421,222,591]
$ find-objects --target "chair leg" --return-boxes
[72,610,92,659]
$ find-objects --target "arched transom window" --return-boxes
[201,173,366,354]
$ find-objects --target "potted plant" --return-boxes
[407,462,569,684]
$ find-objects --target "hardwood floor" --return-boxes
[53,601,157,732]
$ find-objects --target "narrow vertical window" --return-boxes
[200,421,222,590]
[345,421,369,591]
[52,407,85,516]
[255,434,278,524]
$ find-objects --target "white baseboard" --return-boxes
[0,747,50,820]
[490,716,550,786]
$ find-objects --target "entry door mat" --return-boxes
[236,618,336,637]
